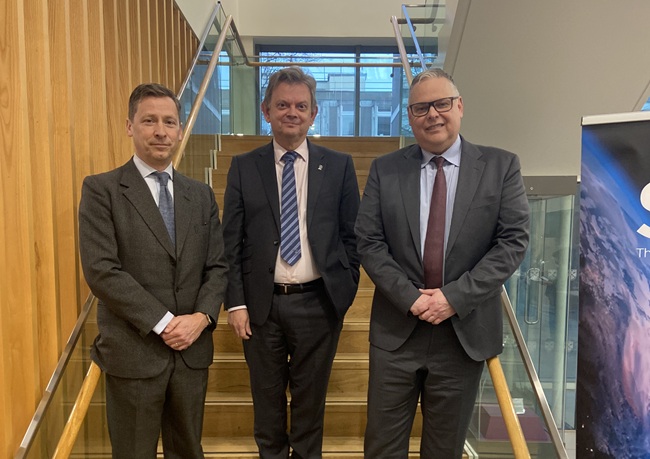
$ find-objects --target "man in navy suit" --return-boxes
[79,83,228,458]
[222,67,360,459]
[355,69,530,458]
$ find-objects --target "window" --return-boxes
[257,46,415,136]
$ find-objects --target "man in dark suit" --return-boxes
[79,83,228,459]
[355,69,530,458]
[222,67,360,459]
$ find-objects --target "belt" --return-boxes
[274,278,324,295]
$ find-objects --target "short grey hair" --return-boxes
[410,69,460,97]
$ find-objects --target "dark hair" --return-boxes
[262,67,318,113]
[128,83,181,121]
[410,68,460,96]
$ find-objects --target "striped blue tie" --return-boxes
[280,151,301,265]
[152,171,175,247]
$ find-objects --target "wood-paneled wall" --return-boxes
[0,0,199,456]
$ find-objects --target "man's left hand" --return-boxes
[161,313,208,350]
[416,288,456,324]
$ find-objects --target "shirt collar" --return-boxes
[133,154,174,180]
[273,138,309,164]
[420,135,462,169]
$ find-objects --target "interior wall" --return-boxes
[0,1,198,456]
[178,0,406,44]
[450,0,650,177]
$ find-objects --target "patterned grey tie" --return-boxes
[280,151,301,265]
[151,171,175,247]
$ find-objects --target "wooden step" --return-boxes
[71,436,433,458]
[203,394,422,438]
[209,353,369,396]
[214,321,369,354]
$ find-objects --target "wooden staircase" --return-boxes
[200,135,420,457]
[71,136,483,458]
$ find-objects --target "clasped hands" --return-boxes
[410,288,456,325]
[161,312,208,351]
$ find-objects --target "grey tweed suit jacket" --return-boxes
[79,158,228,378]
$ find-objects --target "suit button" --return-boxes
[273,240,279,246]
[269,268,274,273]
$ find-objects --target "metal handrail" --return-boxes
[391,15,414,83]
[178,2,224,96]
[175,14,233,167]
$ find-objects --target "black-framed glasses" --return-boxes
[408,97,459,117]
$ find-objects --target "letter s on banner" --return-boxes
[638,183,650,238]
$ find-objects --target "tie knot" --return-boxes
[433,156,445,168]
[282,151,298,163]
[152,171,170,186]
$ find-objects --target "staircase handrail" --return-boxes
[13,295,98,458]
[501,288,570,458]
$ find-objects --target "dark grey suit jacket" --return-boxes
[222,140,360,322]
[79,158,228,378]
[355,138,529,361]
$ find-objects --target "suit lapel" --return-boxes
[255,143,281,234]
[121,159,176,258]
[447,140,484,254]
[398,145,424,259]
[173,172,193,256]
[306,140,326,231]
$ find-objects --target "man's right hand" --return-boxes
[228,309,252,340]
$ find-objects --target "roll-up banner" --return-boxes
[578,111,650,458]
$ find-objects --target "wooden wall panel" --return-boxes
[129,0,142,84]
[151,0,161,83]
[69,0,93,311]
[24,0,59,391]
[139,0,152,82]
[1,0,39,456]
[0,0,199,456]
[49,0,80,343]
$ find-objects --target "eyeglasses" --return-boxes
[408,97,459,117]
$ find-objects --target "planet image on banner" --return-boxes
[578,130,650,458]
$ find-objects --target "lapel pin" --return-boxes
[318,165,323,171]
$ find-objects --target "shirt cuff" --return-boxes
[152,311,175,335]
[228,305,247,312]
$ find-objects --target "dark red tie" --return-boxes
[423,156,447,289]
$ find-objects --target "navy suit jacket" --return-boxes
[222,140,360,323]
[355,137,529,361]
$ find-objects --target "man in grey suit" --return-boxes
[355,69,530,458]
[79,83,228,459]
[222,67,360,459]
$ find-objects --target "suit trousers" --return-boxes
[364,320,484,459]
[243,285,342,459]
[105,351,209,459]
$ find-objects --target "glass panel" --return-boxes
[176,7,250,183]
[466,311,558,458]
[22,299,104,458]
[401,3,444,70]
[506,195,578,433]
